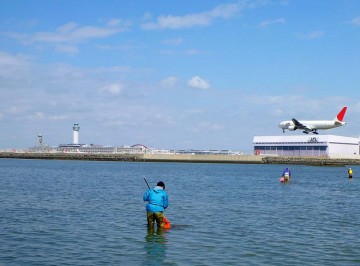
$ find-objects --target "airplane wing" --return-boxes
[292,118,314,131]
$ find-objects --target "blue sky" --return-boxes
[1,0,360,152]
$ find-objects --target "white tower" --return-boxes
[73,123,80,144]
[37,134,43,146]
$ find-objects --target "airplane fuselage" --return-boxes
[279,120,344,131]
[279,106,347,134]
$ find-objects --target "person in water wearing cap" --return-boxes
[143,181,168,228]
[348,168,353,178]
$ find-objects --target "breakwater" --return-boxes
[0,152,261,164]
[1,152,360,166]
[262,156,360,167]
[0,152,142,162]
[142,153,262,164]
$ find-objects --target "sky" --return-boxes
[1,0,360,153]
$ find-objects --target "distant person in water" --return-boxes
[282,168,291,182]
[348,168,353,178]
[143,181,168,228]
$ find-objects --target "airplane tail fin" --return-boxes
[335,106,347,122]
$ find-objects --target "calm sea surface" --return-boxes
[0,158,359,265]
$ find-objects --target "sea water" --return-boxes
[0,158,359,265]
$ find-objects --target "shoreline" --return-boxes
[0,152,359,166]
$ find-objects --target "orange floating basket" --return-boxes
[163,216,171,229]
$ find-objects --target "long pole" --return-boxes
[144,177,150,189]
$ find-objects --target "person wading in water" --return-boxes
[143,181,169,228]
[282,167,291,182]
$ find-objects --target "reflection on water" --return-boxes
[144,226,167,265]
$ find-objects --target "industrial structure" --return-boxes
[253,135,359,158]
[27,123,242,155]
[56,123,147,153]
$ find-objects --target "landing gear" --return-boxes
[303,131,309,134]
[313,131,318,135]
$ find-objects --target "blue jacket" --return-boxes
[282,168,291,177]
[143,186,169,213]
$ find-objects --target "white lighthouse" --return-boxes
[73,123,80,144]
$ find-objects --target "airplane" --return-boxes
[279,106,347,134]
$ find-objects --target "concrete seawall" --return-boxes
[0,152,359,166]
[262,156,360,167]
[141,154,262,164]
[0,152,143,162]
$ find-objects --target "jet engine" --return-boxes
[288,126,297,131]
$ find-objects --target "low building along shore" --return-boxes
[253,135,359,158]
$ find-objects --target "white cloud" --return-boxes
[92,66,132,74]
[159,48,203,56]
[141,3,242,30]
[160,76,178,88]
[154,113,175,125]
[7,106,27,114]
[6,20,130,53]
[185,49,201,55]
[296,31,325,40]
[100,83,124,95]
[143,12,153,21]
[306,31,324,39]
[258,18,286,28]
[32,23,123,43]
[349,17,360,26]
[106,19,122,27]
[163,38,184,46]
[29,112,45,120]
[54,44,79,54]
[188,76,210,90]
[198,121,224,130]
[49,63,84,79]
[0,51,30,66]
[49,115,69,120]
